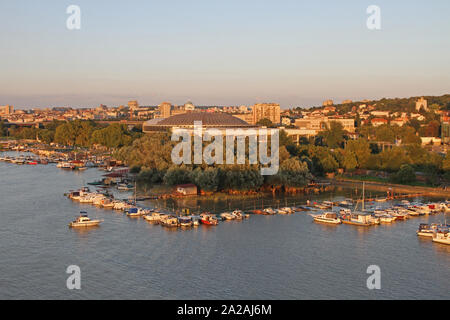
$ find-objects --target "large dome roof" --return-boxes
[153,112,251,127]
[143,112,254,133]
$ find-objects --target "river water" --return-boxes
[0,152,449,299]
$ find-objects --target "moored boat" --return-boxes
[312,212,342,225]
[432,229,450,245]
[69,212,102,228]
[200,213,219,225]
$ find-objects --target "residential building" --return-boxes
[251,103,281,125]
[294,117,355,133]
[0,105,14,115]
[371,118,389,127]
[158,102,172,118]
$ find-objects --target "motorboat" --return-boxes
[144,212,163,223]
[417,224,440,237]
[263,208,276,215]
[432,229,450,245]
[200,213,219,225]
[69,212,102,228]
[379,215,396,224]
[312,212,342,225]
[126,207,143,217]
[160,216,179,228]
[232,210,244,220]
[220,212,236,221]
[178,216,193,227]
[341,212,377,226]
[117,183,133,191]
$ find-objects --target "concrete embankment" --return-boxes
[330,178,450,198]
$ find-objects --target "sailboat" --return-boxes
[341,182,379,226]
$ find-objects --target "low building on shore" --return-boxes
[176,184,198,196]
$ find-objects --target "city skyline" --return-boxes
[1,0,450,108]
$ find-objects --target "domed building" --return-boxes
[143,112,256,134]
[184,101,195,111]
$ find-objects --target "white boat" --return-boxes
[232,210,244,220]
[117,183,133,191]
[57,162,73,169]
[417,224,439,237]
[313,212,342,225]
[144,212,163,222]
[339,199,353,207]
[432,230,450,245]
[178,216,193,227]
[69,212,102,228]
[113,201,127,211]
[440,203,450,212]
[379,215,396,224]
[263,208,276,215]
[220,212,236,221]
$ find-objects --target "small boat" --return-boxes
[126,207,143,217]
[144,212,162,222]
[263,208,276,215]
[69,212,102,228]
[432,229,450,245]
[417,224,439,237]
[200,213,219,226]
[341,213,376,227]
[250,209,265,215]
[117,183,133,191]
[57,162,74,169]
[113,201,127,211]
[178,216,193,227]
[312,212,342,225]
[160,216,179,228]
[276,208,289,215]
[88,180,104,186]
[192,217,200,226]
[232,210,244,220]
[220,212,236,221]
[100,199,115,209]
[379,215,396,224]
[339,199,353,207]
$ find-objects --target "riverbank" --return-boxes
[332,177,450,198]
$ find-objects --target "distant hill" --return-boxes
[305,94,450,113]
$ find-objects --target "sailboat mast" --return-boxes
[134,180,137,205]
[362,182,365,212]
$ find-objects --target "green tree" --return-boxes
[344,139,371,168]
[390,164,416,184]
[256,118,274,127]
[320,121,345,148]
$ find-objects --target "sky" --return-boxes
[0,0,449,109]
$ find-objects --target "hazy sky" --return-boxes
[1,0,449,109]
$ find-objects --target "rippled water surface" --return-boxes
[0,152,449,299]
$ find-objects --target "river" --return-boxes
[0,152,449,299]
